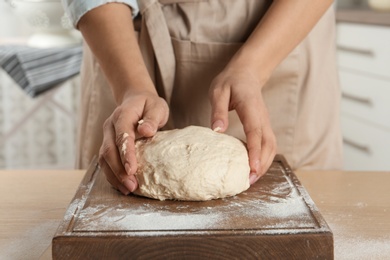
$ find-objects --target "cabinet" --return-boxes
[337,22,390,170]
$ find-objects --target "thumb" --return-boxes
[209,86,230,132]
[137,99,169,137]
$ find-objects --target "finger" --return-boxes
[111,108,139,177]
[100,158,130,195]
[209,84,230,132]
[249,126,276,184]
[235,99,262,177]
[101,118,138,191]
[247,98,277,183]
[259,126,277,176]
[137,98,169,137]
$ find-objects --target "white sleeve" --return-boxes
[62,0,139,28]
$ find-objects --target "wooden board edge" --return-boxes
[52,232,333,259]
[275,154,333,235]
[52,157,99,238]
[52,155,334,259]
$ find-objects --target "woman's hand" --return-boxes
[208,0,334,184]
[78,4,170,195]
[209,64,277,185]
[99,90,169,195]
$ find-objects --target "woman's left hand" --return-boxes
[209,63,277,185]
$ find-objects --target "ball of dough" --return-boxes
[133,126,250,201]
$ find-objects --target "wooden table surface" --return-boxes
[1,169,389,260]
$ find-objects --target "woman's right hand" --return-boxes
[98,90,169,195]
[77,3,170,195]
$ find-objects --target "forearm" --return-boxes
[78,3,155,104]
[230,0,334,85]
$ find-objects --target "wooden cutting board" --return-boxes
[52,155,333,259]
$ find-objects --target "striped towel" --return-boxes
[0,45,82,97]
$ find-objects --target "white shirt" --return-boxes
[62,0,139,27]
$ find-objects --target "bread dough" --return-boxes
[134,126,250,201]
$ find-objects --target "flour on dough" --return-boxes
[133,126,250,201]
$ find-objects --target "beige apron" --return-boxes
[77,0,343,170]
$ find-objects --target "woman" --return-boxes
[63,0,342,195]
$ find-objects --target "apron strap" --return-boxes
[139,0,176,104]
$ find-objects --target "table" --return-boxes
[0,169,389,259]
[297,170,390,259]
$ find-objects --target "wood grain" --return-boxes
[0,170,85,260]
[52,155,333,259]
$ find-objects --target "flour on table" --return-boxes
[133,126,250,201]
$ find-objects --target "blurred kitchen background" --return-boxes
[0,0,389,170]
[336,0,390,170]
[0,0,82,169]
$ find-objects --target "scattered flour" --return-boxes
[337,237,390,260]
[334,230,390,260]
[0,221,59,260]
[72,165,317,235]
[354,202,368,208]
[326,210,390,260]
[61,162,327,240]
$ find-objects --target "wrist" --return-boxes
[227,47,272,88]
[116,80,158,104]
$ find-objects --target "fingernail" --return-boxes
[125,163,131,175]
[123,179,137,192]
[249,173,259,185]
[117,183,130,195]
[138,122,156,137]
[212,120,224,132]
[253,159,260,173]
